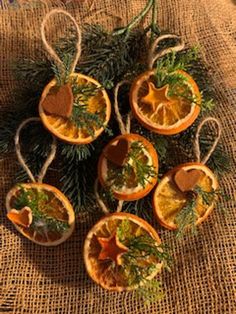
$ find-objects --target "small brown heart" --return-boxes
[174,168,203,192]
[104,138,130,166]
[7,206,33,228]
[41,83,73,118]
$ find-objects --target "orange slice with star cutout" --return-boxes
[153,163,218,230]
[39,73,111,145]
[6,183,75,246]
[84,212,163,291]
[130,70,201,135]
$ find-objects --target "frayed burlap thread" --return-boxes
[0,1,235,314]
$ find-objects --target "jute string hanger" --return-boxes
[94,80,131,214]
[41,9,82,77]
[194,117,222,165]
[15,118,57,184]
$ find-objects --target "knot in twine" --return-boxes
[148,34,185,70]
[41,9,82,77]
[194,117,222,165]
[15,118,57,183]
[95,80,132,214]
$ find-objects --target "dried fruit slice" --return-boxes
[98,134,158,201]
[6,183,75,246]
[39,73,111,144]
[153,163,218,230]
[130,70,201,135]
[84,212,163,291]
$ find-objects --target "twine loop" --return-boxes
[194,117,222,165]
[41,9,82,76]
[94,179,124,214]
[15,118,57,183]
[95,80,132,214]
[114,80,132,135]
[148,34,185,70]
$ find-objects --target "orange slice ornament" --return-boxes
[84,213,166,291]
[98,133,158,201]
[95,81,158,211]
[39,10,111,145]
[153,118,221,236]
[130,34,201,135]
[6,118,75,246]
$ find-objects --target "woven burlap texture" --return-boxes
[0,0,235,313]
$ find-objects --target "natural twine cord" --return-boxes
[194,117,222,164]
[41,9,82,76]
[94,80,132,214]
[15,118,57,184]
[114,80,132,135]
[148,34,185,69]
[94,179,124,214]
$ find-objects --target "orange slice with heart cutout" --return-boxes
[130,70,201,135]
[98,133,158,201]
[84,212,163,291]
[39,73,111,145]
[6,183,75,246]
[153,163,218,230]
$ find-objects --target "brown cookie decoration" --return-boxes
[7,206,33,228]
[104,138,130,166]
[174,168,203,192]
[41,83,73,118]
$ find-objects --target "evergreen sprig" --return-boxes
[175,186,225,239]
[117,219,172,303]
[60,144,96,212]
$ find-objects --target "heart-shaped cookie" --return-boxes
[174,168,203,192]
[7,206,33,228]
[41,83,73,118]
[104,138,130,166]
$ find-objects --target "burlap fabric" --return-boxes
[0,0,235,313]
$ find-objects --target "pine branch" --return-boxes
[76,25,147,88]
[59,144,96,212]
[12,58,53,92]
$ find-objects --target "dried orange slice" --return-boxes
[98,134,158,201]
[6,183,75,246]
[153,163,218,230]
[130,70,201,135]
[39,73,111,144]
[84,212,163,291]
